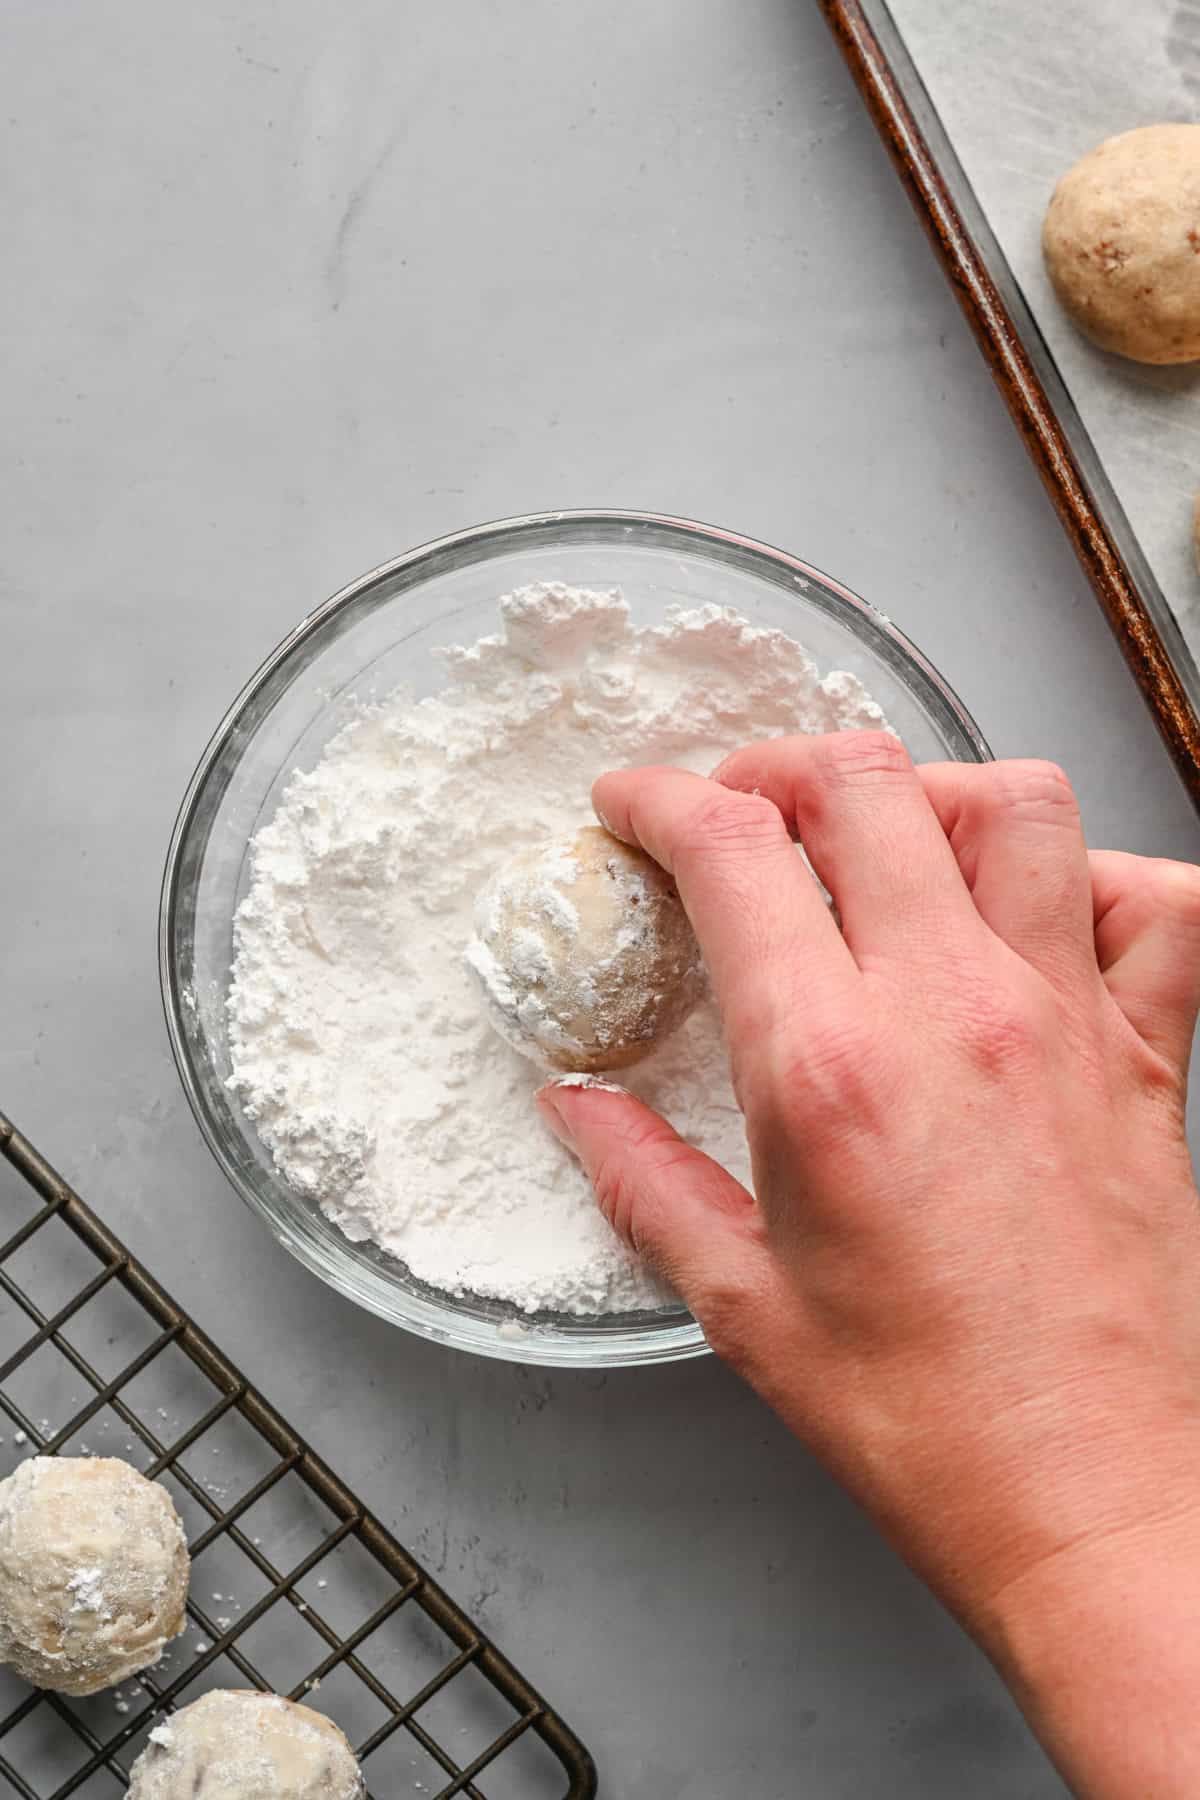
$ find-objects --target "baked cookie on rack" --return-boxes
[0,1456,189,1695]
[128,1691,365,1799]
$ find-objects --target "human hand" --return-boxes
[537,734,1200,1797]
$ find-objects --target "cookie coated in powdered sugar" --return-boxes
[226,583,886,1317]
[127,1690,364,1800]
[0,1457,189,1697]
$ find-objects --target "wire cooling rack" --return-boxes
[0,1114,597,1800]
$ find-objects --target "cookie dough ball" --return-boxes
[128,1691,364,1800]
[0,1457,189,1695]
[1042,124,1200,364]
[467,825,703,1071]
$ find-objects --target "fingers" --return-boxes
[718,740,1096,991]
[713,733,982,966]
[592,764,858,1070]
[536,1080,774,1336]
[908,761,1097,991]
[1090,851,1200,1075]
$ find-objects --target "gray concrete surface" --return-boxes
[3,2,1197,1795]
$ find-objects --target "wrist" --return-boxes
[971,1431,1200,1798]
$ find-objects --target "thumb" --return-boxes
[536,1078,767,1327]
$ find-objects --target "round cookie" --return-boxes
[128,1691,365,1800]
[0,1456,189,1695]
[1042,124,1200,364]
[466,825,703,1071]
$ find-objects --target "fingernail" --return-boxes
[535,1084,575,1148]
[536,1074,626,1148]
[548,1072,627,1093]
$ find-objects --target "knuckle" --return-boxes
[1133,1040,1188,1115]
[752,1011,888,1133]
[961,983,1048,1076]
[589,1148,639,1245]
[590,1115,697,1254]
[1144,858,1200,930]
[695,1282,755,1368]
[589,1114,658,1240]
[819,729,912,784]
[802,1018,877,1095]
[679,789,784,861]
[983,759,1079,824]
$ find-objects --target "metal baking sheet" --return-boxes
[822,0,1200,806]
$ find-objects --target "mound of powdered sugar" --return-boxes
[226,583,886,1316]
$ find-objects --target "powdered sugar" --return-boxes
[226,583,886,1317]
[67,1566,112,1619]
[549,1073,628,1093]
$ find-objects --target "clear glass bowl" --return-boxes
[160,511,990,1367]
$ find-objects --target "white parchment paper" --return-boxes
[886,0,1200,651]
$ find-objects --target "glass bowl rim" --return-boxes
[159,507,992,1367]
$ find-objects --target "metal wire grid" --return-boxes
[0,1114,597,1800]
